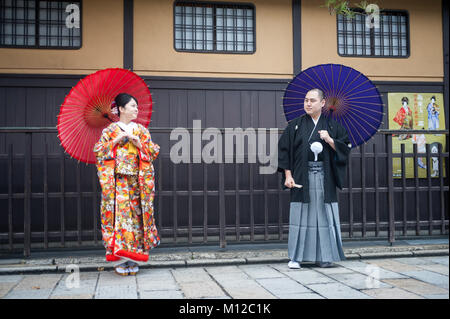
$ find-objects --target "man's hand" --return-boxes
[318,130,335,151]
[284,169,295,188]
[318,130,332,143]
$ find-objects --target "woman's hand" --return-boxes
[128,135,142,149]
[113,131,128,146]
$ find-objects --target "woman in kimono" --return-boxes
[278,88,351,269]
[94,93,160,276]
[393,96,413,140]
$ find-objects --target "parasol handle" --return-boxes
[326,107,334,132]
[103,113,114,122]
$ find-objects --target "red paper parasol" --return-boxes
[57,68,153,164]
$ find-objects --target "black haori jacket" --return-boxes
[277,114,351,203]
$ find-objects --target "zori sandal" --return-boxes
[114,263,129,276]
[127,261,139,275]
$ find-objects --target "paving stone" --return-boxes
[307,282,372,299]
[138,279,179,291]
[140,290,184,299]
[205,265,246,276]
[95,285,138,299]
[222,282,277,299]
[341,261,408,280]
[3,288,54,299]
[97,271,136,287]
[238,265,285,279]
[336,260,400,279]
[276,292,324,299]
[365,259,423,272]
[50,272,98,297]
[425,256,449,266]
[13,274,62,290]
[137,268,174,281]
[171,267,211,284]
[422,294,449,299]
[382,278,448,296]
[415,263,449,276]
[392,257,436,265]
[178,280,226,299]
[0,275,23,283]
[50,294,93,299]
[209,271,250,284]
[334,260,370,271]
[0,282,17,298]
[401,270,448,289]
[327,272,390,290]
[282,269,335,285]
[267,263,300,273]
[360,287,423,299]
[313,265,354,275]
[0,276,25,298]
[256,277,310,296]
[186,258,246,267]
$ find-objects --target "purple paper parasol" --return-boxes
[283,63,384,147]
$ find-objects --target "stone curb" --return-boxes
[0,247,447,275]
[357,251,414,259]
[411,249,449,257]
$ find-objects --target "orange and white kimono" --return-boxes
[93,121,160,262]
[393,106,413,129]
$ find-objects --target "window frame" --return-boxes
[173,0,256,54]
[0,0,82,50]
[336,8,410,59]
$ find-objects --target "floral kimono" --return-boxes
[94,121,160,262]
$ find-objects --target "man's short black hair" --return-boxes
[307,88,325,101]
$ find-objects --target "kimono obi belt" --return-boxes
[115,141,139,175]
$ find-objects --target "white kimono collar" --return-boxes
[117,121,137,134]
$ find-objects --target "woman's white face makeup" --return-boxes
[119,98,138,121]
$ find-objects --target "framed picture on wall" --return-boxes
[388,92,446,178]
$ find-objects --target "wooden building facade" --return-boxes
[0,0,448,255]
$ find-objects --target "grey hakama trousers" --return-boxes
[288,162,346,263]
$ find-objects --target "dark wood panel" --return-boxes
[0,75,448,251]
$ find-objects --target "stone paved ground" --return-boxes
[0,255,448,299]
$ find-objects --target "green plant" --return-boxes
[322,0,380,18]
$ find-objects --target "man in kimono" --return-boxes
[278,88,351,269]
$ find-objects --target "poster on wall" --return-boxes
[388,93,446,178]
